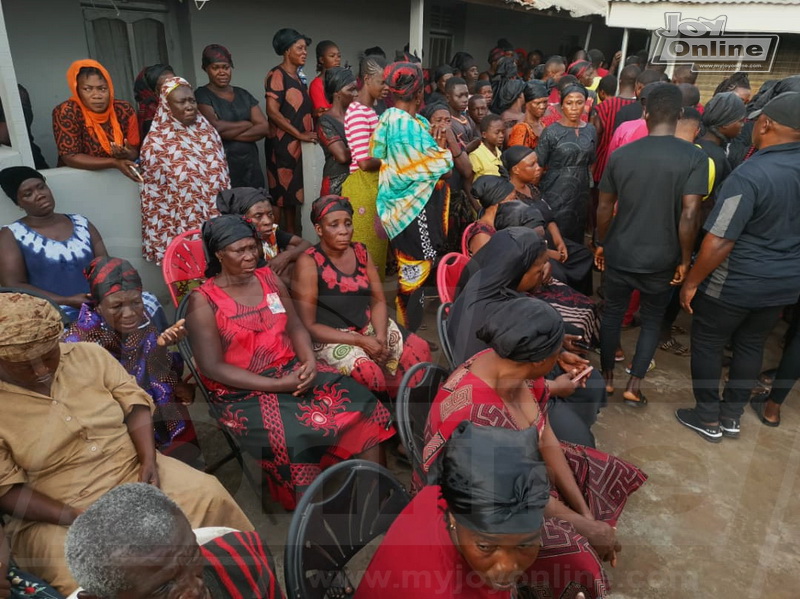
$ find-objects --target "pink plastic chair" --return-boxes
[161,229,206,307]
[436,252,470,305]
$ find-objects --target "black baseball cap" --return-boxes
[748,91,800,129]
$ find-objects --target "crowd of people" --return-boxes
[0,28,799,599]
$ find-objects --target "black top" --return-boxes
[695,138,731,200]
[308,242,372,330]
[317,113,349,182]
[600,135,708,273]
[195,85,265,188]
[701,141,800,308]
[613,102,643,131]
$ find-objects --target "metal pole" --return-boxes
[617,28,629,95]
[584,22,593,51]
[409,0,424,63]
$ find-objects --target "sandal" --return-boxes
[623,389,648,407]
[750,397,780,427]
[659,337,690,356]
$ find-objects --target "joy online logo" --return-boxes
[651,13,779,72]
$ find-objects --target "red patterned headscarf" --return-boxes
[567,60,592,82]
[311,195,353,224]
[202,44,234,68]
[84,257,142,302]
[384,62,424,101]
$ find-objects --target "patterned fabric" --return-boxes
[196,267,395,510]
[341,169,388,280]
[6,563,64,598]
[200,531,284,599]
[464,220,496,255]
[63,303,195,451]
[264,66,314,207]
[541,95,595,129]
[52,100,138,163]
[317,113,349,195]
[533,282,600,347]
[371,107,453,239]
[307,242,371,330]
[508,121,541,150]
[85,256,140,301]
[592,96,636,183]
[139,77,229,264]
[344,101,379,173]
[419,352,648,599]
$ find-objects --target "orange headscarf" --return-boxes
[66,59,124,155]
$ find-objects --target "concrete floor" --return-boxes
[191,301,800,599]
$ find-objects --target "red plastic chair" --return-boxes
[461,221,479,256]
[162,229,206,307]
[436,252,470,305]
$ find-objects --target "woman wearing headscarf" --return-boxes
[216,186,310,285]
[133,63,174,138]
[196,44,269,189]
[293,196,431,398]
[63,257,198,462]
[308,39,341,116]
[370,61,455,331]
[478,47,506,82]
[536,84,597,244]
[186,215,394,510]
[463,175,517,255]
[421,299,646,599]
[425,64,454,106]
[696,91,746,203]
[449,51,479,93]
[490,59,526,136]
[342,54,389,278]
[139,76,229,264]
[265,28,317,234]
[356,422,552,599]
[53,59,140,181]
[317,67,357,196]
[508,80,548,149]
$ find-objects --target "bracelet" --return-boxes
[453,150,464,159]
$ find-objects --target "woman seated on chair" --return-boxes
[215,187,310,286]
[423,299,647,599]
[185,214,395,510]
[63,257,199,464]
[356,422,552,599]
[293,196,431,399]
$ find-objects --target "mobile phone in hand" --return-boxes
[571,365,594,384]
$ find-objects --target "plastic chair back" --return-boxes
[162,229,206,307]
[436,302,456,370]
[461,221,480,256]
[435,252,469,305]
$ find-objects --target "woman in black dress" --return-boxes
[536,84,596,244]
[317,67,357,196]
[265,28,317,234]
[196,44,269,189]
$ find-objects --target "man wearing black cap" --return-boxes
[679,91,800,442]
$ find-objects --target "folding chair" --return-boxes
[435,252,469,305]
[162,229,205,307]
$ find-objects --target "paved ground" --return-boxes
[189,299,800,598]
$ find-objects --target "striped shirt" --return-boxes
[592,95,636,182]
[344,101,379,173]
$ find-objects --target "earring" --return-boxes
[449,522,456,532]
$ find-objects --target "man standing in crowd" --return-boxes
[678,92,800,442]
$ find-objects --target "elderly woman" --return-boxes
[0,293,253,595]
[536,84,597,244]
[318,67,357,196]
[425,298,647,599]
[133,63,174,138]
[52,59,140,182]
[508,80,548,149]
[63,257,198,462]
[140,76,229,264]
[370,62,454,331]
[196,44,269,189]
[216,187,310,285]
[309,40,342,116]
[265,28,317,234]
[186,215,394,510]
[356,423,551,599]
[293,196,431,398]
[66,484,283,599]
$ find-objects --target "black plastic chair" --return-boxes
[284,459,411,599]
[396,362,450,481]
[436,302,456,370]
[0,287,70,327]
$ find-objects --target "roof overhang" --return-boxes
[466,0,607,18]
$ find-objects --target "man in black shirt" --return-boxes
[596,84,707,406]
[678,92,800,442]
[613,69,666,131]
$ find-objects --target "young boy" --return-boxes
[468,94,488,138]
[469,113,505,181]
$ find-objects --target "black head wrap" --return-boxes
[216,187,271,216]
[202,44,233,68]
[496,38,515,52]
[491,79,526,114]
[419,102,449,122]
[560,83,588,103]
[143,64,174,92]
[310,195,353,224]
[476,296,563,363]
[323,67,356,103]
[201,215,258,278]
[433,64,455,83]
[471,175,515,210]
[475,80,492,93]
[524,80,548,102]
[272,28,311,56]
[439,421,549,535]
[488,47,505,65]
[0,166,44,204]
[749,76,800,113]
[385,62,423,100]
[494,201,545,232]
[496,57,518,81]
[449,52,476,74]
[501,145,534,173]
[702,92,747,142]
[448,228,547,365]
[84,256,142,303]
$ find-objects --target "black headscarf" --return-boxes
[272,28,311,56]
[494,201,545,232]
[433,64,455,84]
[419,102,449,122]
[749,76,800,113]
[524,80,548,103]
[449,52,476,75]
[495,56,518,80]
[560,83,588,103]
[501,145,534,173]
[439,421,549,535]
[216,187,271,216]
[702,92,747,142]
[471,175,515,210]
[84,256,142,303]
[448,227,547,365]
[310,195,353,224]
[202,44,233,68]
[201,215,258,278]
[491,79,526,114]
[0,166,44,204]
[140,64,173,94]
[476,296,564,363]
[323,67,356,103]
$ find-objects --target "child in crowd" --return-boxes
[469,113,505,182]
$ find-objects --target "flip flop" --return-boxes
[659,337,690,356]
[750,397,780,427]
[623,389,648,407]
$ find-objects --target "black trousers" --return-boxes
[690,291,782,422]
[769,303,800,405]
[547,367,607,448]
